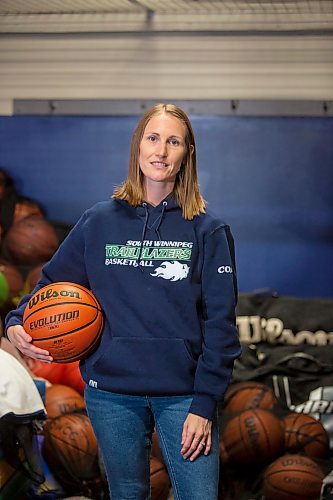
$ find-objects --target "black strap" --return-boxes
[0,421,45,485]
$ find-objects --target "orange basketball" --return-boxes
[221,408,284,466]
[23,282,104,363]
[263,454,324,500]
[4,216,59,264]
[284,412,330,459]
[42,413,101,494]
[223,381,278,413]
[45,384,86,419]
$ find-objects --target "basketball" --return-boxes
[223,381,278,413]
[4,215,59,264]
[222,408,284,466]
[263,453,324,500]
[45,384,86,419]
[150,456,171,500]
[284,412,330,459]
[23,282,104,363]
[42,413,100,493]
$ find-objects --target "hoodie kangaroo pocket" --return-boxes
[91,337,197,394]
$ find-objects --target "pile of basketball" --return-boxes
[218,381,330,500]
[0,216,59,313]
[0,171,62,319]
[40,383,171,499]
[40,383,104,498]
[3,215,59,268]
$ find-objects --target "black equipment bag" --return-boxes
[236,291,333,346]
[234,292,333,449]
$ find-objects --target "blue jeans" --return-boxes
[85,386,219,500]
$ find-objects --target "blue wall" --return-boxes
[1,115,332,298]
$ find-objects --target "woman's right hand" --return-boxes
[6,325,53,362]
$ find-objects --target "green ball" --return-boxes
[0,271,9,305]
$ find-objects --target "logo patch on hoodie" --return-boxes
[150,261,190,281]
[104,239,192,279]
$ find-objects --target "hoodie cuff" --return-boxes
[189,393,217,421]
[4,317,23,339]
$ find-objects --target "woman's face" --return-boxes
[139,112,187,187]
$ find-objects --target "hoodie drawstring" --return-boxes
[155,201,168,241]
[137,202,149,271]
[137,200,168,271]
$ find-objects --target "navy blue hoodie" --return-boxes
[5,197,241,420]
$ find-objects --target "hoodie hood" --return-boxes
[115,195,180,265]
[115,194,179,225]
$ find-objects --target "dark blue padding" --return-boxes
[1,115,332,298]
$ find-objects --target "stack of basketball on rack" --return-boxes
[217,292,333,500]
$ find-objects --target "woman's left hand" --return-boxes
[181,413,212,461]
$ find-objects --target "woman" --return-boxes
[5,104,241,499]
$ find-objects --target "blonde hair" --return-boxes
[112,103,206,220]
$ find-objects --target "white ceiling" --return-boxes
[0,0,332,32]
[0,0,331,15]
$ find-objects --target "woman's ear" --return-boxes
[189,144,195,155]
